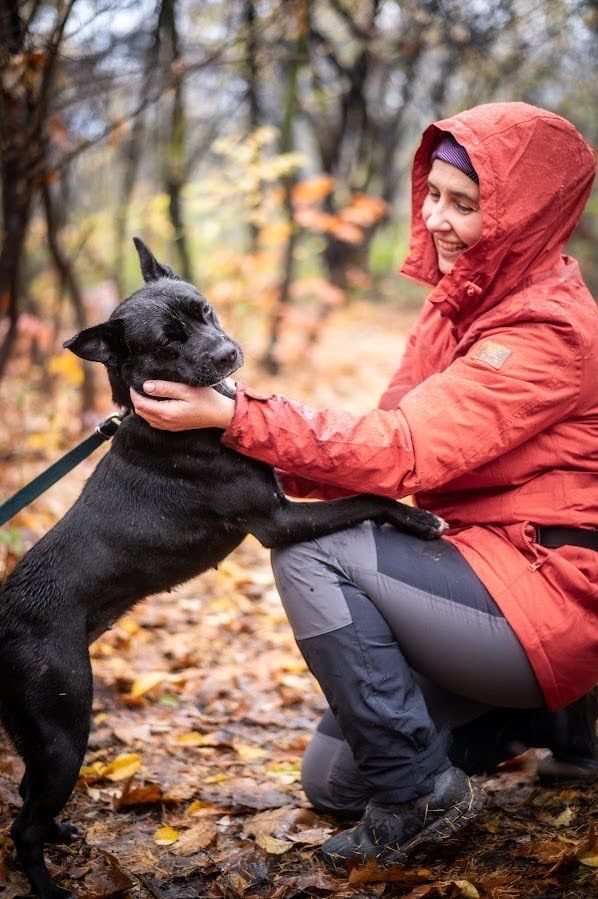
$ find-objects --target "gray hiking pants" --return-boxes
[271,522,544,811]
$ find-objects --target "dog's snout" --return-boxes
[210,343,239,370]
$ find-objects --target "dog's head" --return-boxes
[64,239,244,408]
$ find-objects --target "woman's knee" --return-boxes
[270,530,359,640]
[301,713,369,815]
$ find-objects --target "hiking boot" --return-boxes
[449,689,598,786]
[320,766,484,872]
[536,687,598,785]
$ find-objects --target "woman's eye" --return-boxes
[456,203,474,214]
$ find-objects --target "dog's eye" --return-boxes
[201,302,212,319]
[164,324,185,342]
[156,345,178,360]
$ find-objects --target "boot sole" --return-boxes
[322,782,485,872]
[377,782,486,866]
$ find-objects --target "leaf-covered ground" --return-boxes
[1,303,596,898]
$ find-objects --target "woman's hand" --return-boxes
[130,381,235,431]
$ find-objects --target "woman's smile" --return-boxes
[422,159,482,274]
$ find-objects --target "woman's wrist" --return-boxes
[130,382,236,432]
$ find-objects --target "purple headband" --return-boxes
[431,133,479,183]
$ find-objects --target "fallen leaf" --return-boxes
[234,742,268,762]
[102,753,142,782]
[129,670,169,698]
[81,853,134,897]
[550,806,575,827]
[577,824,598,867]
[154,826,180,846]
[204,772,229,784]
[255,832,293,854]
[114,780,163,808]
[348,858,434,884]
[187,799,219,816]
[287,826,333,846]
[172,820,218,855]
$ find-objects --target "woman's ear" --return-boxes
[63,320,125,365]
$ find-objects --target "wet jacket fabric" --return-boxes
[222,103,598,710]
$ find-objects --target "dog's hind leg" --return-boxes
[7,643,92,899]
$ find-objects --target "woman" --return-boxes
[132,102,598,868]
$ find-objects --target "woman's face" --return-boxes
[422,160,482,274]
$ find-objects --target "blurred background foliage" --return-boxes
[0,0,596,412]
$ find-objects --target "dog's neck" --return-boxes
[106,367,237,411]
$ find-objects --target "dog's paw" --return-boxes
[47,821,80,845]
[402,508,448,540]
[432,515,449,536]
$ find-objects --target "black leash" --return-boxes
[0,412,126,527]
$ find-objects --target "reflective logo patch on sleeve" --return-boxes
[469,341,512,369]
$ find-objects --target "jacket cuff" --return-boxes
[221,380,269,450]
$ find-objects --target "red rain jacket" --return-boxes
[222,103,598,710]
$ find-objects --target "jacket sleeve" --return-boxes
[276,470,355,499]
[221,321,582,499]
[378,326,419,410]
[277,323,421,498]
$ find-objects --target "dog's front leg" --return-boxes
[248,495,446,549]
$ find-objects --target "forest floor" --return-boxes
[0,302,596,899]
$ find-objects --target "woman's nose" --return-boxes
[425,204,451,232]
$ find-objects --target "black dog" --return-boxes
[0,239,444,899]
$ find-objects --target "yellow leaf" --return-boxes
[25,431,62,452]
[204,773,229,784]
[79,761,105,778]
[455,881,481,898]
[266,761,301,784]
[102,753,142,781]
[154,826,179,846]
[176,731,207,747]
[255,832,293,854]
[579,852,598,867]
[48,351,84,386]
[551,807,575,827]
[129,671,168,698]
[234,743,268,762]
[187,800,217,816]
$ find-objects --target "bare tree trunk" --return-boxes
[261,0,308,374]
[243,0,261,252]
[160,0,193,282]
[0,6,35,375]
[42,180,95,413]
[0,0,76,377]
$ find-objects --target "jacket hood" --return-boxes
[400,102,596,328]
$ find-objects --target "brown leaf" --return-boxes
[114,780,163,808]
[215,847,269,896]
[348,858,434,885]
[80,855,134,897]
[242,805,319,839]
[575,824,598,867]
[172,820,218,855]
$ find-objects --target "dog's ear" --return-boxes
[63,320,125,365]
[133,237,179,283]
